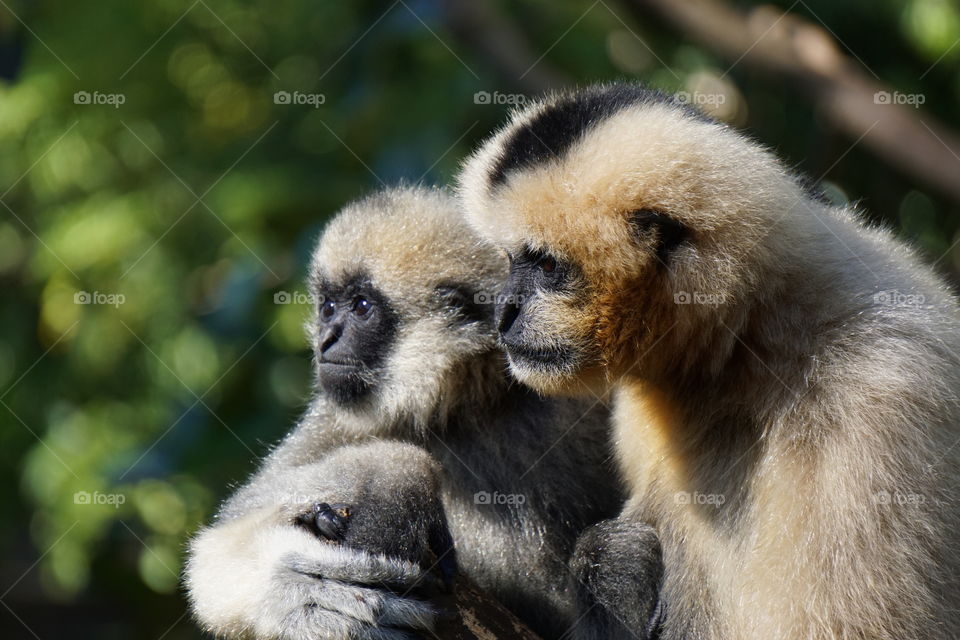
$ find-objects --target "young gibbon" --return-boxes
[185,186,638,640]
[457,83,960,640]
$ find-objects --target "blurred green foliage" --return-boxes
[0,0,957,636]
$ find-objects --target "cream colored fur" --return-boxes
[309,186,507,431]
[185,441,440,639]
[189,514,428,638]
[458,85,960,640]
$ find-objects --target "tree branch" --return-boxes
[432,576,543,640]
[623,0,960,204]
[439,0,570,94]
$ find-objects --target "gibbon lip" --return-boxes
[501,340,568,365]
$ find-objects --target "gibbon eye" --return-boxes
[320,299,335,320]
[353,297,372,316]
[539,256,557,273]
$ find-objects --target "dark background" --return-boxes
[1,0,958,637]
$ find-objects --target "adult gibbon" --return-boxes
[185,186,638,639]
[458,83,960,640]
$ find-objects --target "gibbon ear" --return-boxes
[629,209,689,265]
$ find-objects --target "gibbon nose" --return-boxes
[319,324,343,355]
[496,299,521,337]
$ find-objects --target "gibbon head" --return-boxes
[308,186,507,427]
[457,83,812,393]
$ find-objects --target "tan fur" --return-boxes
[458,86,960,640]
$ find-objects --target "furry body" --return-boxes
[185,186,625,639]
[458,83,960,640]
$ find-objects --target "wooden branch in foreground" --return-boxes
[431,576,543,640]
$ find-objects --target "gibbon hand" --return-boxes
[186,443,454,640]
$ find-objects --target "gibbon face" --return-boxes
[312,271,399,405]
[309,186,507,425]
[458,84,808,392]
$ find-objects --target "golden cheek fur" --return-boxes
[504,255,675,388]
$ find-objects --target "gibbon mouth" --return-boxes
[501,340,573,367]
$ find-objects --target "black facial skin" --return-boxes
[495,248,577,368]
[315,274,398,406]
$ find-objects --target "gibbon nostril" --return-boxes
[497,302,521,336]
